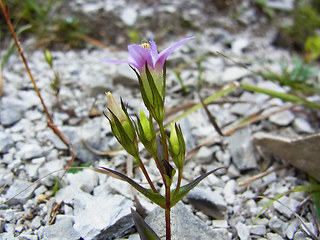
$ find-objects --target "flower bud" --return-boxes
[140,110,153,141]
[135,111,157,156]
[168,123,186,170]
[106,92,138,156]
[44,49,53,68]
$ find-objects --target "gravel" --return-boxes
[1,0,319,239]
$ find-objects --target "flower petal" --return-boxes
[128,44,154,71]
[149,40,159,63]
[155,36,195,69]
[100,58,139,69]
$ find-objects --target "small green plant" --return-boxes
[100,37,223,240]
[305,35,320,61]
[278,1,320,52]
[260,57,320,95]
[2,0,87,47]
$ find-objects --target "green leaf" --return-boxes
[95,167,166,208]
[131,208,161,240]
[170,167,225,207]
[309,177,320,221]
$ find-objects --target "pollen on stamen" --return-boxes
[140,43,151,50]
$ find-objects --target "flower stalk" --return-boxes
[103,37,199,240]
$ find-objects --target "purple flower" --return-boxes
[102,36,195,122]
[101,36,195,73]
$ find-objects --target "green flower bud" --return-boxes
[140,110,153,141]
[168,123,186,170]
[135,111,157,156]
[106,92,138,156]
[169,123,179,155]
[44,49,53,68]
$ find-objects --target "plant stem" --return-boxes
[158,121,171,239]
[173,169,182,198]
[134,156,158,193]
[0,1,76,170]
[158,122,169,161]
[165,184,171,240]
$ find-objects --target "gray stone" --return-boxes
[269,216,288,238]
[120,7,138,26]
[267,233,284,240]
[228,127,257,170]
[5,180,38,202]
[196,146,213,164]
[292,118,314,134]
[286,219,299,239]
[187,188,227,219]
[257,81,286,93]
[231,37,250,54]
[269,110,294,126]
[61,124,104,162]
[113,65,139,88]
[265,0,294,11]
[93,214,135,240]
[250,225,267,236]
[17,143,44,160]
[72,191,133,240]
[38,215,81,240]
[66,169,99,194]
[0,108,22,127]
[254,132,320,182]
[273,196,300,218]
[0,132,14,153]
[293,230,312,240]
[146,202,230,240]
[220,67,249,83]
[224,180,237,205]
[235,222,250,240]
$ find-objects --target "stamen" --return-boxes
[140,43,151,51]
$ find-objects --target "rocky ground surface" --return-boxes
[1,0,320,239]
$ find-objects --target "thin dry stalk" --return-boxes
[0,1,75,170]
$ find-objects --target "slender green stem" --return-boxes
[173,169,182,198]
[158,122,169,161]
[134,156,157,193]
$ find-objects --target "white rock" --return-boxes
[235,222,250,240]
[250,225,267,236]
[293,118,314,133]
[224,180,237,205]
[269,110,295,126]
[17,143,44,160]
[72,191,133,240]
[220,67,249,82]
[120,7,138,26]
[228,127,257,170]
[273,196,300,218]
[5,180,38,201]
[231,38,250,54]
[196,146,213,164]
[286,219,299,239]
[265,0,294,11]
[267,232,284,240]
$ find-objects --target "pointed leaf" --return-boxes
[131,208,161,240]
[170,167,225,207]
[94,167,165,208]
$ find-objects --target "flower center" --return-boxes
[140,43,151,51]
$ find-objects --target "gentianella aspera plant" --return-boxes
[100,37,222,240]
